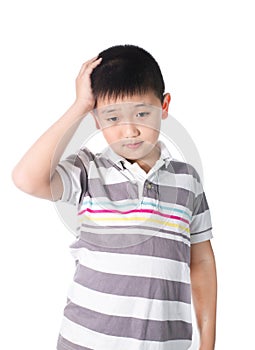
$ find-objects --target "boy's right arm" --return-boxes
[12,56,102,201]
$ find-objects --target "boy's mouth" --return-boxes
[124,141,144,149]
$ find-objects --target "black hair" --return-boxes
[91,45,165,105]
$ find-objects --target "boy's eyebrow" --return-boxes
[134,103,147,107]
[99,103,150,114]
[100,107,121,114]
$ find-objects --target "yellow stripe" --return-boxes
[79,216,190,233]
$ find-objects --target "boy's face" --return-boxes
[93,92,170,170]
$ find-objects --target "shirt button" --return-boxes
[146,183,153,189]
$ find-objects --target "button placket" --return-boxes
[143,176,159,199]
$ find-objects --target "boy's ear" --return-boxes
[162,93,171,119]
[91,111,101,129]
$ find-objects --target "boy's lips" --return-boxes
[124,141,144,149]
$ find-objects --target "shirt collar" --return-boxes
[100,140,172,170]
[157,140,173,168]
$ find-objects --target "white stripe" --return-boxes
[67,281,192,323]
[59,316,192,350]
[89,165,130,184]
[56,162,82,205]
[190,209,212,233]
[158,170,201,193]
[70,247,190,284]
[191,229,213,244]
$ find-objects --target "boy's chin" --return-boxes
[113,146,159,163]
[108,138,160,160]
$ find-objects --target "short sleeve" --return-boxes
[190,172,213,244]
[55,150,88,206]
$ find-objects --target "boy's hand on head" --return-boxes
[75,56,102,114]
[12,56,102,201]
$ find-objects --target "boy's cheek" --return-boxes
[102,128,119,144]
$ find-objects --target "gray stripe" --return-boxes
[57,334,92,350]
[73,264,191,304]
[64,302,192,341]
[156,185,194,211]
[73,156,88,204]
[87,178,195,210]
[88,178,139,200]
[71,233,190,264]
[167,161,200,182]
[81,223,191,243]
[193,192,209,215]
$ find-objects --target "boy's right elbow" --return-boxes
[12,166,38,195]
[12,166,27,191]
[12,167,63,201]
[12,167,48,199]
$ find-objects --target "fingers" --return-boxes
[75,56,102,110]
[78,56,102,76]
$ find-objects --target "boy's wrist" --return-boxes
[199,332,215,350]
[71,99,93,118]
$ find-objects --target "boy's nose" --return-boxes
[122,122,140,138]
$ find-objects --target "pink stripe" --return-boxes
[78,207,190,225]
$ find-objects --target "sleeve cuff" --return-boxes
[190,228,213,244]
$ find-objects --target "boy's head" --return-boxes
[91,45,171,170]
[91,44,165,106]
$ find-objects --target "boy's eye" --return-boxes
[106,116,119,122]
[136,112,150,118]
[104,112,150,124]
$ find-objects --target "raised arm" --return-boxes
[12,57,102,201]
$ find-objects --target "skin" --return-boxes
[12,56,217,349]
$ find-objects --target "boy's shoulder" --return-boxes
[166,158,202,183]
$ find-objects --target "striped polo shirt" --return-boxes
[55,141,213,350]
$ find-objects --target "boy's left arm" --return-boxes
[190,240,217,350]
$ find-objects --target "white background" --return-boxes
[1,1,255,349]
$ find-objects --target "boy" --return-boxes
[12,45,217,350]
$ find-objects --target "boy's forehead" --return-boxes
[96,92,162,110]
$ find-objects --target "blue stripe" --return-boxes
[142,201,192,220]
